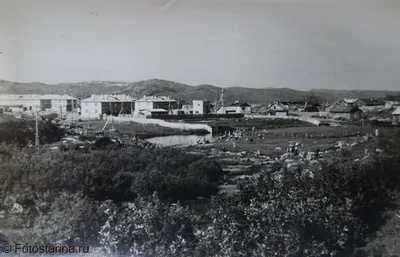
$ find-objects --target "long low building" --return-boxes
[134,96,178,117]
[80,94,135,120]
[0,94,78,114]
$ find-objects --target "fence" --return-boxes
[149,113,245,120]
[244,114,320,126]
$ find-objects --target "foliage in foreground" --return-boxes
[1,129,400,256]
[0,119,64,145]
[95,153,400,256]
[0,144,225,204]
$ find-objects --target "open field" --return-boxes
[173,117,315,134]
[181,127,400,197]
[79,120,208,139]
[210,126,381,155]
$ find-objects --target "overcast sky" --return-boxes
[1,0,400,90]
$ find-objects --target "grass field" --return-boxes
[209,126,382,156]
[80,120,208,139]
[177,117,314,134]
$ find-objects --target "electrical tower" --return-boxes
[214,88,225,114]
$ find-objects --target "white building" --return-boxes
[263,102,289,117]
[0,94,77,114]
[216,101,252,114]
[385,101,400,108]
[80,94,135,120]
[392,107,400,125]
[134,96,177,117]
[192,100,211,114]
[180,104,193,115]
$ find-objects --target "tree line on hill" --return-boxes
[2,79,400,104]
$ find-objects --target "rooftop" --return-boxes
[393,107,400,115]
[0,94,77,100]
[330,105,361,113]
[81,94,135,102]
[342,98,359,104]
[230,101,251,107]
[136,95,177,102]
[266,102,289,111]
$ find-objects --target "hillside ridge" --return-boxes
[0,79,399,104]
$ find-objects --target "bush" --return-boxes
[197,150,400,256]
[0,120,64,145]
[98,194,198,256]
[28,192,104,246]
[0,144,225,203]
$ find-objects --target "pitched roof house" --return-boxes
[329,106,363,121]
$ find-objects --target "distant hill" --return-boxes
[0,80,130,99]
[1,79,399,104]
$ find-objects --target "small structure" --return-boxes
[280,101,304,111]
[392,107,400,125]
[264,102,289,117]
[216,101,252,114]
[304,105,320,112]
[329,106,363,121]
[80,94,135,120]
[180,104,193,115]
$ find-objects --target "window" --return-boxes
[85,110,88,113]
[242,107,245,111]
[94,103,97,107]
[198,104,200,106]
[95,109,98,114]
[195,111,199,114]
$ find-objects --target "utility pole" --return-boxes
[71,89,75,123]
[35,107,39,147]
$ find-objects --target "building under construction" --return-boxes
[80,94,135,120]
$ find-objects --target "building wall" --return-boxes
[0,96,77,114]
[80,102,102,120]
[0,98,39,110]
[135,101,153,112]
[193,100,210,114]
[220,105,252,114]
[239,106,252,114]
[393,115,400,125]
[134,100,178,115]
[49,99,78,113]
[275,111,288,117]
[329,111,362,121]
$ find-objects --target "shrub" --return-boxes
[28,192,104,246]
[98,194,198,256]
[0,144,225,203]
[0,120,64,145]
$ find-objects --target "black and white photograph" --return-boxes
[1,0,400,256]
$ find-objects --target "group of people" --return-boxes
[196,137,210,145]
[286,141,321,160]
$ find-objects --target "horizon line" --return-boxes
[1,78,399,92]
